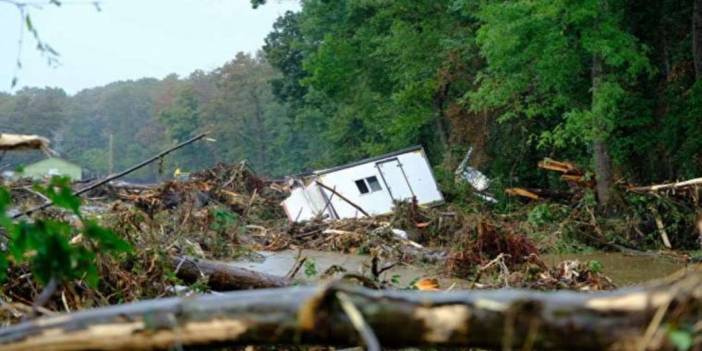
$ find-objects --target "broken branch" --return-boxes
[13,133,209,219]
[315,181,370,217]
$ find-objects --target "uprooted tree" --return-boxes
[0,265,699,351]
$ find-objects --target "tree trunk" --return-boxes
[694,0,702,79]
[593,140,614,205]
[0,267,700,351]
[592,55,614,207]
[172,256,291,291]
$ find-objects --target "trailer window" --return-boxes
[355,179,370,194]
[366,176,382,191]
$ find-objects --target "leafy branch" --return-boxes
[0,177,131,293]
[0,0,102,88]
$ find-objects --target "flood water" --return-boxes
[542,252,686,286]
[231,250,467,288]
[231,249,686,288]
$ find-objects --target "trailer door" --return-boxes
[376,158,415,201]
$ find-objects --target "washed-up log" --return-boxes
[0,267,700,351]
[171,256,290,291]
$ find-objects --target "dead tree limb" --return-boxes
[12,133,209,219]
[629,177,702,193]
[0,267,700,351]
[171,256,290,291]
[315,181,369,217]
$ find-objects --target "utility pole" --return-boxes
[108,133,114,175]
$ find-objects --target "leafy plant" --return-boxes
[528,204,555,226]
[303,259,317,278]
[668,326,693,351]
[587,260,604,274]
[0,177,131,288]
[210,207,238,234]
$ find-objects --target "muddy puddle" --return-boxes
[231,250,686,289]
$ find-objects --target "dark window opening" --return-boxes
[355,179,369,194]
[366,176,382,191]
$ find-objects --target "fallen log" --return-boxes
[171,256,290,291]
[0,266,700,350]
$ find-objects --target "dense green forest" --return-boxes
[0,52,295,181]
[3,0,702,206]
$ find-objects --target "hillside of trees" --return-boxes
[3,0,702,204]
[0,53,298,181]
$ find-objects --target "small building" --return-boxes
[282,146,444,222]
[21,158,82,181]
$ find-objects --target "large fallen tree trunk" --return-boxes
[0,266,700,351]
[171,256,291,290]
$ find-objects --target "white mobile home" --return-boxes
[282,146,444,222]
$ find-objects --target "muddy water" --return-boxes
[230,250,468,288]
[231,250,686,289]
[542,252,685,286]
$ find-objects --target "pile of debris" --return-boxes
[447,218,539,277]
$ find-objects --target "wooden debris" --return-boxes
[538,158,595,188]
[316,180,370,217]
[0,266,699,350]
[538,158,579,174]
[505,187,541,200]
[0,133,51,153]
[649,206,672,249]
[504,188,572,201]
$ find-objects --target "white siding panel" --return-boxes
[283,147,444,222]
[396,150,444,205]
[318,162,394,218]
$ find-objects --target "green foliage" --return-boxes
[587,260,604,273]
[668,326,693,351]
[210,207,238,234]
[303,259,317,278]
[527,204,556,227]
[0,177,131,287]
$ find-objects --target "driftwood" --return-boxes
[172,256,290,291]
[0,266,700,350]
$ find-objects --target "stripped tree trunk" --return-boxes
[0,267,699,351]
[592,54,614,207]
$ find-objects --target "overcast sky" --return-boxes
[0,0,300,94]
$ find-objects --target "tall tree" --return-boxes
[471,0,650,207]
